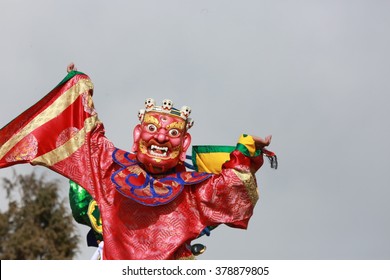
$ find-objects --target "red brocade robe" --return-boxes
[0,72,265,260]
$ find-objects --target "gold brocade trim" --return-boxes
[31,116,98,167]
[0,78,94,159]
[232,169,259,206]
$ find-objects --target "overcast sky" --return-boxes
[0,0,389,260]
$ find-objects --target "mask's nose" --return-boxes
[154,128,168,143]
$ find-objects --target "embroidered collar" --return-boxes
[111,149,211,206]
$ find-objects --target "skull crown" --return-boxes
[138,98,193,129]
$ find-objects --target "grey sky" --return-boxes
[1,0,389,260]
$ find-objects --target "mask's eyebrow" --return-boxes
[166,121,186,131]
[142,114,161,128]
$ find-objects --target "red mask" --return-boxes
[132,112,191,174]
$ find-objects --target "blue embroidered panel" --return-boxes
[110,148,211,206]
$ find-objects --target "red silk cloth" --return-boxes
[0,72,263,259]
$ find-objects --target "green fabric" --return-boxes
[56,70,85,87]
[69,180,92,225]
[69,180,102,241]
[235,143,262,157]
[193,145,235,154]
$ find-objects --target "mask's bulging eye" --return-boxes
[168,129,180,137]
[146,124,157,133]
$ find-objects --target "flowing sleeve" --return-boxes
[0,71,112,197]
[193,134,268,229]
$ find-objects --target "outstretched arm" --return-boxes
[0,65,111,196]
[193,133,276,229]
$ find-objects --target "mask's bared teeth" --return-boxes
[149,145,168,157]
